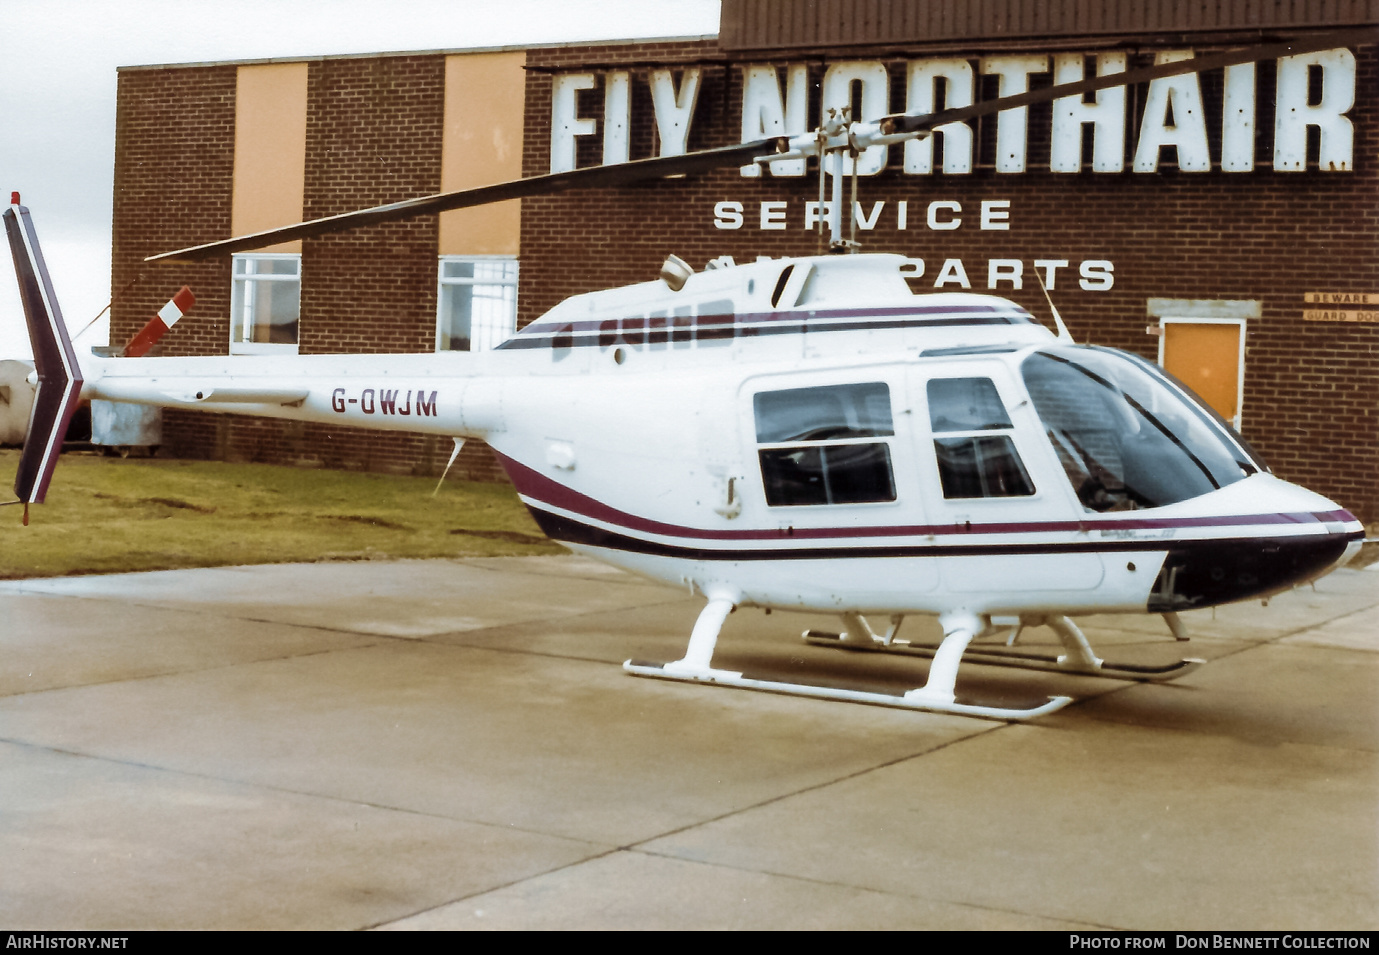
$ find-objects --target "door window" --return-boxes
[927,377,1034,499]
[754,382,896,506]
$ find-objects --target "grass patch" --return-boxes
[0,449,561,579]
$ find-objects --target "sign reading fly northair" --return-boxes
[552,45,1360,175]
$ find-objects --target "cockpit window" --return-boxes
[754,382,896,506]
[927,377,1034,499]
[1021,348,1252,511]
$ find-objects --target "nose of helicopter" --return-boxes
[1145,476,1366,612]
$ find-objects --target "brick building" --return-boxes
[111,0,1379,520]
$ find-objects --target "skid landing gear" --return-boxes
[623,597,1073,721]
[804,613,1204,682]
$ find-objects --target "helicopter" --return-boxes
[6,29,1369,720]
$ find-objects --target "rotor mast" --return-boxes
[755,108,927,254]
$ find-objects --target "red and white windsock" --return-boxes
[123,286,195,357]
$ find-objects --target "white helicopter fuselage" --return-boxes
[81,253,1363,619]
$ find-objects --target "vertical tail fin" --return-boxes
[4,195,84,509]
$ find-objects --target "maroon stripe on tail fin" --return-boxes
[4,200,84,505]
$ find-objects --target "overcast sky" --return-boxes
[0,0,722,360]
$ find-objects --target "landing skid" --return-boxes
[622,597,1072,722]
[803,632,1204,682]
[623,660,1072,720]
[803,607,1205,684]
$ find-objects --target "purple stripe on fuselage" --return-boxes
[513,303,1026,337]
[497,316,1016,349]
[496,304,1037,351]
[492,452,1357,545]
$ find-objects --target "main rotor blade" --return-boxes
[148,25,1376,263]
[147,138,780,262]
[886,26,1379,135]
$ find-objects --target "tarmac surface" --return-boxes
[1,554,1376,930]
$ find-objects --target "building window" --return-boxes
[230,253,300,354]
[437,256,518,352]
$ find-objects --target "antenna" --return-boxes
[1035,265,1074,343]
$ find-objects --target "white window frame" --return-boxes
[230,253,301,355]
[435,255,519,352]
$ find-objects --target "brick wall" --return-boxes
[521,40,732,326]
[520,39,1379,522]
[300,55,443,357]
[113,66,236,361]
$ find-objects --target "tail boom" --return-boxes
[83,352,503,440]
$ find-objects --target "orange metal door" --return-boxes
[1161,322,1242,426]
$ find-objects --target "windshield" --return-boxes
[1020,347,1257,511]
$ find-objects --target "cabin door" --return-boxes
[910,364,1104,595]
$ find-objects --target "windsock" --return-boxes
[123,286,195,357]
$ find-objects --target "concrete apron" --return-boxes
[1,556,1375,930]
